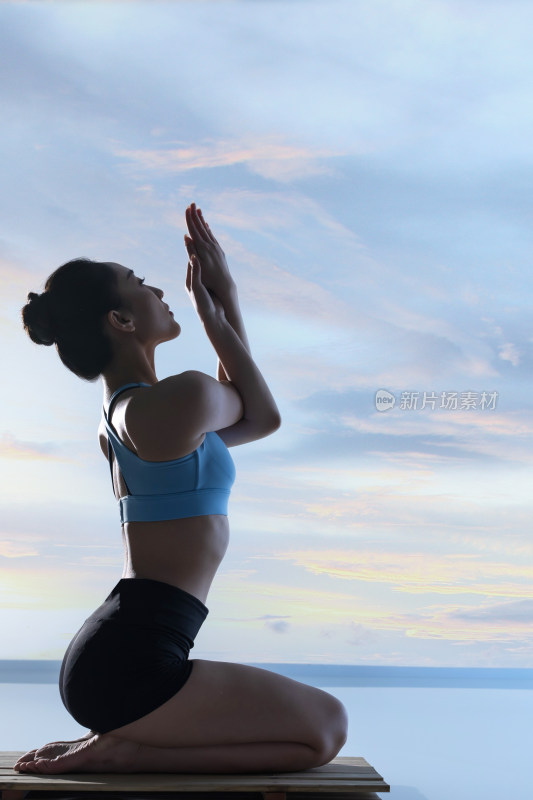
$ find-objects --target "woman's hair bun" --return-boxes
[21,291,56,346]
[21,258,122,381]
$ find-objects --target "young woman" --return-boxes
[16,204,348,775]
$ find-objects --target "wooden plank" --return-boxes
[0,771,385,785]
[0,754,389,796]
[0,754,381,779]
[1,776,389,793]
[0,790,384,800]
[0,758,367,773]
[1,794,383,800]
[0,757,369,771]
[0,792,386,799]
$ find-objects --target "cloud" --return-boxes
[297,387,516,438]
[0,565,119,610]
[262,616,291,634]
[0,541,39,558]
[231,437,533,565]
[0,433,66,461]
[221,614,291,634]
[402,598,533,643]
[450,599,533,623]
[214,566,533,648]
[274,549,533,599]
[114,137,343,183]
[285,385,533,469]
[0,257,36,296]
[347,621,376,646]
[498,342,520,366]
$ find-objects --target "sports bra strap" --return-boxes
[104,382,152,420]
[104,383,151,500]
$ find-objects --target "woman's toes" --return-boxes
[14,750,37,768]
[27,759,45,773]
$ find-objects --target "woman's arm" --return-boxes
[185,231,281,433]
[215,284,251,381]
[204,313,280,431]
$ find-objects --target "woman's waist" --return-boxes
[122,516,229,603]
[120,566,218,606]
[124,512,229,537]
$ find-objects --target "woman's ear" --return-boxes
[107,309,135,333]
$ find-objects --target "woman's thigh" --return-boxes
[107,659,347,753]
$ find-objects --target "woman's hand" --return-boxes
[184,204,236,298]
[185,253,226,328]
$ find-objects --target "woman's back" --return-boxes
[98,374,240,604]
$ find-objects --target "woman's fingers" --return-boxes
[186,203,210,244]
[185,204,233,297]
[188,254,219,320]
[197,208,217,244]
[190,254,207,294]
[184,234,198,258]
[186,203,221,250]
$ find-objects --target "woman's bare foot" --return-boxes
[13,733,140,774]
[13,731,95,770]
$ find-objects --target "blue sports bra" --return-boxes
[103,382,236,524]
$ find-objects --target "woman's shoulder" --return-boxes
[134,371,244,456]
[101,372,207,461]
[137,370,219,419]
[139,371,243,434]
[100,371,243,460]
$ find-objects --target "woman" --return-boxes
[16,204,348,775]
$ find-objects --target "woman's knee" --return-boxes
[307,691,348,766]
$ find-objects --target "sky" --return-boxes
[1,0,532,668]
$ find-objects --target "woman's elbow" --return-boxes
[267,411,282,431]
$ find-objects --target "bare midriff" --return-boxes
[120,514,229,606]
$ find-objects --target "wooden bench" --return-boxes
[0,753,389,800]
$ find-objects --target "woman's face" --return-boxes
[107,262,181,346]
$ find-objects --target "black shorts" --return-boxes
[59,578,208,734]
